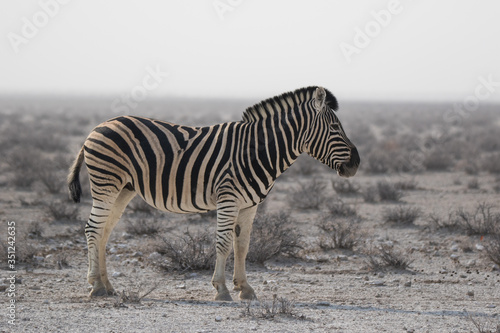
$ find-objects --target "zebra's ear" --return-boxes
[314,87,326,111]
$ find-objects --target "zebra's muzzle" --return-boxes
[337,147,360,178]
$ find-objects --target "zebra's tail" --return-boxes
[67,146,84,203]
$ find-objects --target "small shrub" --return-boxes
[4,148,42,188]
[289,179,327,210]
[241,295,301,320]
[124,217,162,236]
[36,154,70,194]
[423,149,454,171]
[362,185,378,203]
[365,243,413,271]
[155,228,215,271]
[325,201,357,218]
[377,181,402,202]
[27,222,44,239]
[363,151,392,174]
[114,283,159,307]
[455,203,499,235]
[483,153,500,174]
[0,233,38,266]
[467,178,480,190]
[427,212,460,231]
[485,233,500,266]
[394,179,418,191]
[331,179,360,195]
[247,212,303,263]
[46,201,80,221]
[467,312,500,333]
[383,206,422,226]
[318,218,361,250]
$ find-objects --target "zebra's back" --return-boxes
[83,115,248,213]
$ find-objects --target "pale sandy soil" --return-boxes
[1,102,499,332]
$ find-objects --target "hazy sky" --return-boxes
[1,0,499,102]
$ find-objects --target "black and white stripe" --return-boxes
[68,86,360,300]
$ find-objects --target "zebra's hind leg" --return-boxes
[232,205,258,300]
[86,188,136,296]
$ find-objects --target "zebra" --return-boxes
[67,86,360,301]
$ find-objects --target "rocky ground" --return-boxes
[1,101,500,332]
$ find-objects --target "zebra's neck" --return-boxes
[236,101,314,187]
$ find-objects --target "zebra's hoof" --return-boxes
[238,288,257,301]
[214,290,234,302]
[89,285,116,297]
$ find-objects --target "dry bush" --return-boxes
[455,203,499,236]
[377,181,403,202]
[423,148,454,171]
[365,243,413,271]
[27,222,44,239]
[124,217,163,236]
[325,200,358,218]
[362,185,378,203]
[36,154,70,194]
[467,178,480,190]
[289,179,327,210]
[247,211,303,263]
[0,233,38,266]
[363,151,393,174]
[467,312,500,333]
[394,178,418,191]
[427,212,460,231]
[114,283,159,307]
[46,201,80,221]
[154,228,216,271]
[318,218,362,250]
[241,294,301,320]
[383,206,422,226]
[331,179,360,195]
[3,148,42,188]
[483,153,500,174]
[485,233,500,266]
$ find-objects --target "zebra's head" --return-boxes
[304,87,360,178]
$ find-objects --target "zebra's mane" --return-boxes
[242,86,338,123]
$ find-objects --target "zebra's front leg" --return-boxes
[232,205,258,300]
[211,198,240,301]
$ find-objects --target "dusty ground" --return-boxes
[1,99,499,332]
